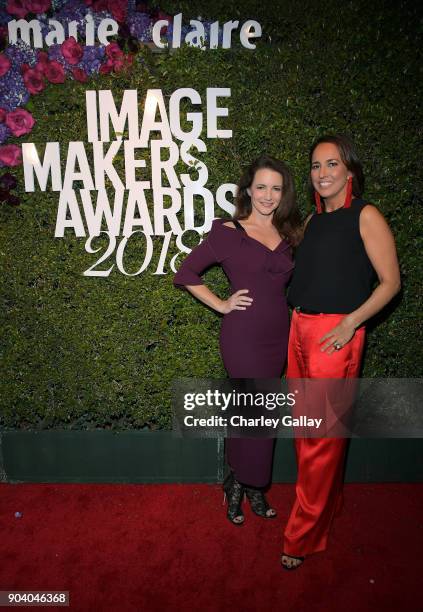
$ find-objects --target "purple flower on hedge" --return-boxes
[0,10,12,26]
[127,12,152,42]
[80,45,105,74]
[0,172,17,190]
[5,42,38,68]
[0,123,11,144]
[201,21,223,45]
[6,193,20,206]
[56,0,112,36]
[0,68,30,111]
[47,44,66,66]
[165,24,192,45]
[51,0,69,9]
[47,42,105,76]
[55,0,89,22]
[36,14,57,39]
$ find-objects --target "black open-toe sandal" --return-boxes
[245,486,277,518]
[281,553,305,571]
[222,471,245,526]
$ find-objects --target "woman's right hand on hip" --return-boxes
[220,289,253,314]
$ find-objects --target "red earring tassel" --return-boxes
[344,176,353,208]
[314,191,323,214]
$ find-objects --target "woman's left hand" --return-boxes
[318,316,356,354]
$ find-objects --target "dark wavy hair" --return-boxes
[308,134,365,203]
[234,155,302,246]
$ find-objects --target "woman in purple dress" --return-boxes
[174,155,301,525]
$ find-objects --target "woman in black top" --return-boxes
[281,135,401,570]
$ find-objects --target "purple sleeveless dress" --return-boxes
[174,218,294,486]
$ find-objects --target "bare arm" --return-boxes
[320,205,401,353]
[347,205,401,327]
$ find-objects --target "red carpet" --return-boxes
[0,483,421,611]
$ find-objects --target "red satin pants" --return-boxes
[283,310,366,556]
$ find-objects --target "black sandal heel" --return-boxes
[222,471,245,526]
[245,486,277,519]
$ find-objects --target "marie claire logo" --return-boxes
[8,13,262,50]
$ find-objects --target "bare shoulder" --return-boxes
[359,204,393,241]
[360,203,383,220]
[222,220,236,229]
[359,204,388,228]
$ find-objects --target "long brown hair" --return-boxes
[234,155,302,246]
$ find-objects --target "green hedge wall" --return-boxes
[0,0,422,429]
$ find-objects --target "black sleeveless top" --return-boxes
[288,199,377,313]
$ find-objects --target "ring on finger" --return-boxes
[333,341,342,351]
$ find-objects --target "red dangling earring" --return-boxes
[344,176,353,208]
[314,190,323,214]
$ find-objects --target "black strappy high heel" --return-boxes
[222,471,245,526]
[245,486,277,519]
[281,553,305,570]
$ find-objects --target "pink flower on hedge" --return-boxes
[0,144,22,167]
[103,43,133,74]
[0,53,11,78]
[25,0,51,13]
[105,42,124,63]
[35,50,49,74]
[6,0,28,19]
[85,0,127,21]
[108,0,127,23]
[156,11,173,23]
[72,68,88,83]
[37,50,48,62]
[0,109,6,123]
[61,37,83,65]
[114,54,134,73]
[34,61,48,76]
[5,109,35,137]
[0,26,8,40]
[22,62,44,77]
[99,59,114,75]
[23,68,45,94]
[45,60,65,84]
[85,0,108,10]
[113,59,125,72]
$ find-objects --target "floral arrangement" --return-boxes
[0,0,220,205]
[0,0,181,205]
